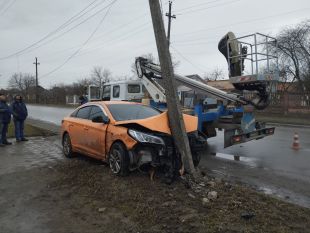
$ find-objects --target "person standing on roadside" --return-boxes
[0,93,12,145]
[12,95,28,142]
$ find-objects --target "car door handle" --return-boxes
[84,127,89,131]
[69,124,74,127]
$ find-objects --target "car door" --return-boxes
[70,106,92,153]
[83,105,108,159]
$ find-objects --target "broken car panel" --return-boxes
[61,101,206,178]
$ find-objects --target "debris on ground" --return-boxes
[241,211,256,220]
[1,157,310,233]
[202,197,210,206]
[207,191,218,200]
[98,207,106,213]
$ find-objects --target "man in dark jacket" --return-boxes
[0,93,12,145]
[79,95,88,105]
[12,95,28,142]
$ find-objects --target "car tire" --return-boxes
[109,142,129,176]
[63,133,75,158]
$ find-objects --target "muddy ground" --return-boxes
[1,139,310,233]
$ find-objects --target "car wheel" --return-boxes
[63,133,74,158]
[109,142,129,176]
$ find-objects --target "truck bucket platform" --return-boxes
[218,32,279,110]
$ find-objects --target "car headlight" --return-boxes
[128,129,165,145]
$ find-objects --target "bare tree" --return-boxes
[8,73,36,98]
[90,66,112,87]
[131,53,180,79]
[272,20,310,96]
[203,68,225,81]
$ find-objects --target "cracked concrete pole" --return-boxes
[148,0,198,178]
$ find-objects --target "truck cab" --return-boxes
[88,80,145,102]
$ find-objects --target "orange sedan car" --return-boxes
[61,101,206,177]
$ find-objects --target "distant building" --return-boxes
[66,95,80,105]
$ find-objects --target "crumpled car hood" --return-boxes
[114,111,198,135]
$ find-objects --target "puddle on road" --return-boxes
[213,152,258,167]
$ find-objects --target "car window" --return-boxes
[113,85,120,98]
[128,84,141,93]
[76,106,91,119]
[70,109,79,117]
[107,104,161,121]
[89,106,106,120]
[102,85,111,100]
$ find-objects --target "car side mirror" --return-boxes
[92,115,110,124]
[102,115,110,124]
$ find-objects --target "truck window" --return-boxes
[128,84,141,93]
[113,85,120,98]
[102,85,111,100]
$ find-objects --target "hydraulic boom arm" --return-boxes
[135,57,248,106]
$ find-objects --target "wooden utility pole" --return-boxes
[148,0,197,176]
[33,57,40,103]
[165,1,176,47]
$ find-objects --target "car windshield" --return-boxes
[107,104,161,121]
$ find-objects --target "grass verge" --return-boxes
[7,122,54,138]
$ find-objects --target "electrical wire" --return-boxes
[175,0,242,16]
[170,45,207,73]
[175,0,227,13]
[40,0,117,79]
[0,0,16,16]
[0,0,107,60]
[22,0,117,56]
[28,12,150,61]
[175,7,310,37]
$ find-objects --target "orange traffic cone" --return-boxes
[292,132,300,150]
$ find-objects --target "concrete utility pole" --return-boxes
[165,1,176,47]
[148,0,197,176]
[33,57,40,103]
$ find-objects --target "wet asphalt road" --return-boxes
[27,104,310,207]
[27,105,73,125]
[201,126,310,207]
[206,126,310,183]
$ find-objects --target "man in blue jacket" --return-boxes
[0,93,12,145]
[12,95,28,142]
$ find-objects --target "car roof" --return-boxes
[88,101,142,106]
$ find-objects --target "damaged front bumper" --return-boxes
[127,131,207,171]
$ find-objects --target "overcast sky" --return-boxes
[0,0,309,88]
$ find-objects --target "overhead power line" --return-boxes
[0,0,108,60]
[170,45,207,73]
[175,7,310,37]
[22,0,117,56]
[40,0,117,79]
[0,0,16,16]
[175,0,227,13]
[175,0,242,15]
